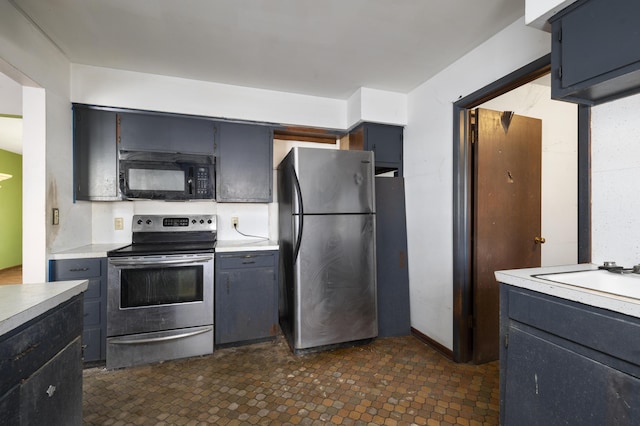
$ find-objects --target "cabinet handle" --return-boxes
[46,385,56,397]
[69,267,89,272]
[242,261,256,265]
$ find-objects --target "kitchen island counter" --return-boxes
[495,263,640,318]
[216,239,279,252]
[497,264,640,425]
[0,280,88,335]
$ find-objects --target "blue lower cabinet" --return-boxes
[49,258,107,362]
[215,251,279,346]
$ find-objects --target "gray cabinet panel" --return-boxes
[119,112,215,155]
[50,258,107,362]
[215,251,279,345]
[73,105,119,201]
[216,122,273,202]
[375,177,410,337]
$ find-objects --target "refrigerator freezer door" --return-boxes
[292,213,377,350]
[293,148,375,214]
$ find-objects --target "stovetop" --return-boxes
[108,214,217,257]
[108,241,216,257]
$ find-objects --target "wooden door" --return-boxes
[473,108,542,364]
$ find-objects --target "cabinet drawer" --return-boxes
[217,252,276,269]
[50,258,102,280]
[507,287,640,367]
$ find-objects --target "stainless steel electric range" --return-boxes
[106,214,216,369]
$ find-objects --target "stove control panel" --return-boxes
[132,215,217,233]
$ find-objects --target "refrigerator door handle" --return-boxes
[291,165,304,263]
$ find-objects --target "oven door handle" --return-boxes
[108,256,213,267]
[109,326,213,345]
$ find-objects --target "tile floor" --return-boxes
[83,335,499,425]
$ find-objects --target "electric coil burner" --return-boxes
[106,214,216,369]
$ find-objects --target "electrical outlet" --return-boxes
[52,208,59,225]
[231,217,239,228]
[114,217,124,230]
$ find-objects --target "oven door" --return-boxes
[107,253,214,337]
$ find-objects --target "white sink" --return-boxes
[534,269,640,301]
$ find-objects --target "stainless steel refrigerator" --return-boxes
[277,147,377,353]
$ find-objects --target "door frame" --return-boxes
[452,53,592,363]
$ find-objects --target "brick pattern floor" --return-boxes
[83,335,499,425]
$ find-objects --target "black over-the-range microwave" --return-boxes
[119,151,215,200]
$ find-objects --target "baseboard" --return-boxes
[411,327,454,360]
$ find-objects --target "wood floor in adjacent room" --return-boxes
[0,265,22,285]
[83,335,499,425]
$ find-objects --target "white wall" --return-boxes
[0,1,89,282]
[525,0,578,30]
[346,88,408,129]
[591,93,640,266]
[71,64,348,130]
[480,78,578,267]
[404,17,550,350]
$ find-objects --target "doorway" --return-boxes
[0,70,23,284]
[452,54,592,363]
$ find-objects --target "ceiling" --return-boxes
[10,0,525,100]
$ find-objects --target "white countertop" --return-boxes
[495,264,640,318]
[49,241,279,259]
[50,243,127,260]
[215,239,279,253]
[0,280,89,335]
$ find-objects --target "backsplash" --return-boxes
[91,200,272,244]
[591,92,640,266]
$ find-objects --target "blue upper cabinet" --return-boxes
[550,0,640,105]
[215,122,273,203]
[118,111,216,155]
[73,105,120,201]
[348,122,403,177]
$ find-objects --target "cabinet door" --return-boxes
[215,252,278,345]
[365,123,403,166]
[119,112,215,155]
[349,123,403,176]
[73,106,119,201]
[216,122,273,202]
[503,327,640,425]
[551,0,640,104]
[20,338,83,426]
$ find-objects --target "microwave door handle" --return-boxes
[187,167,194,195]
